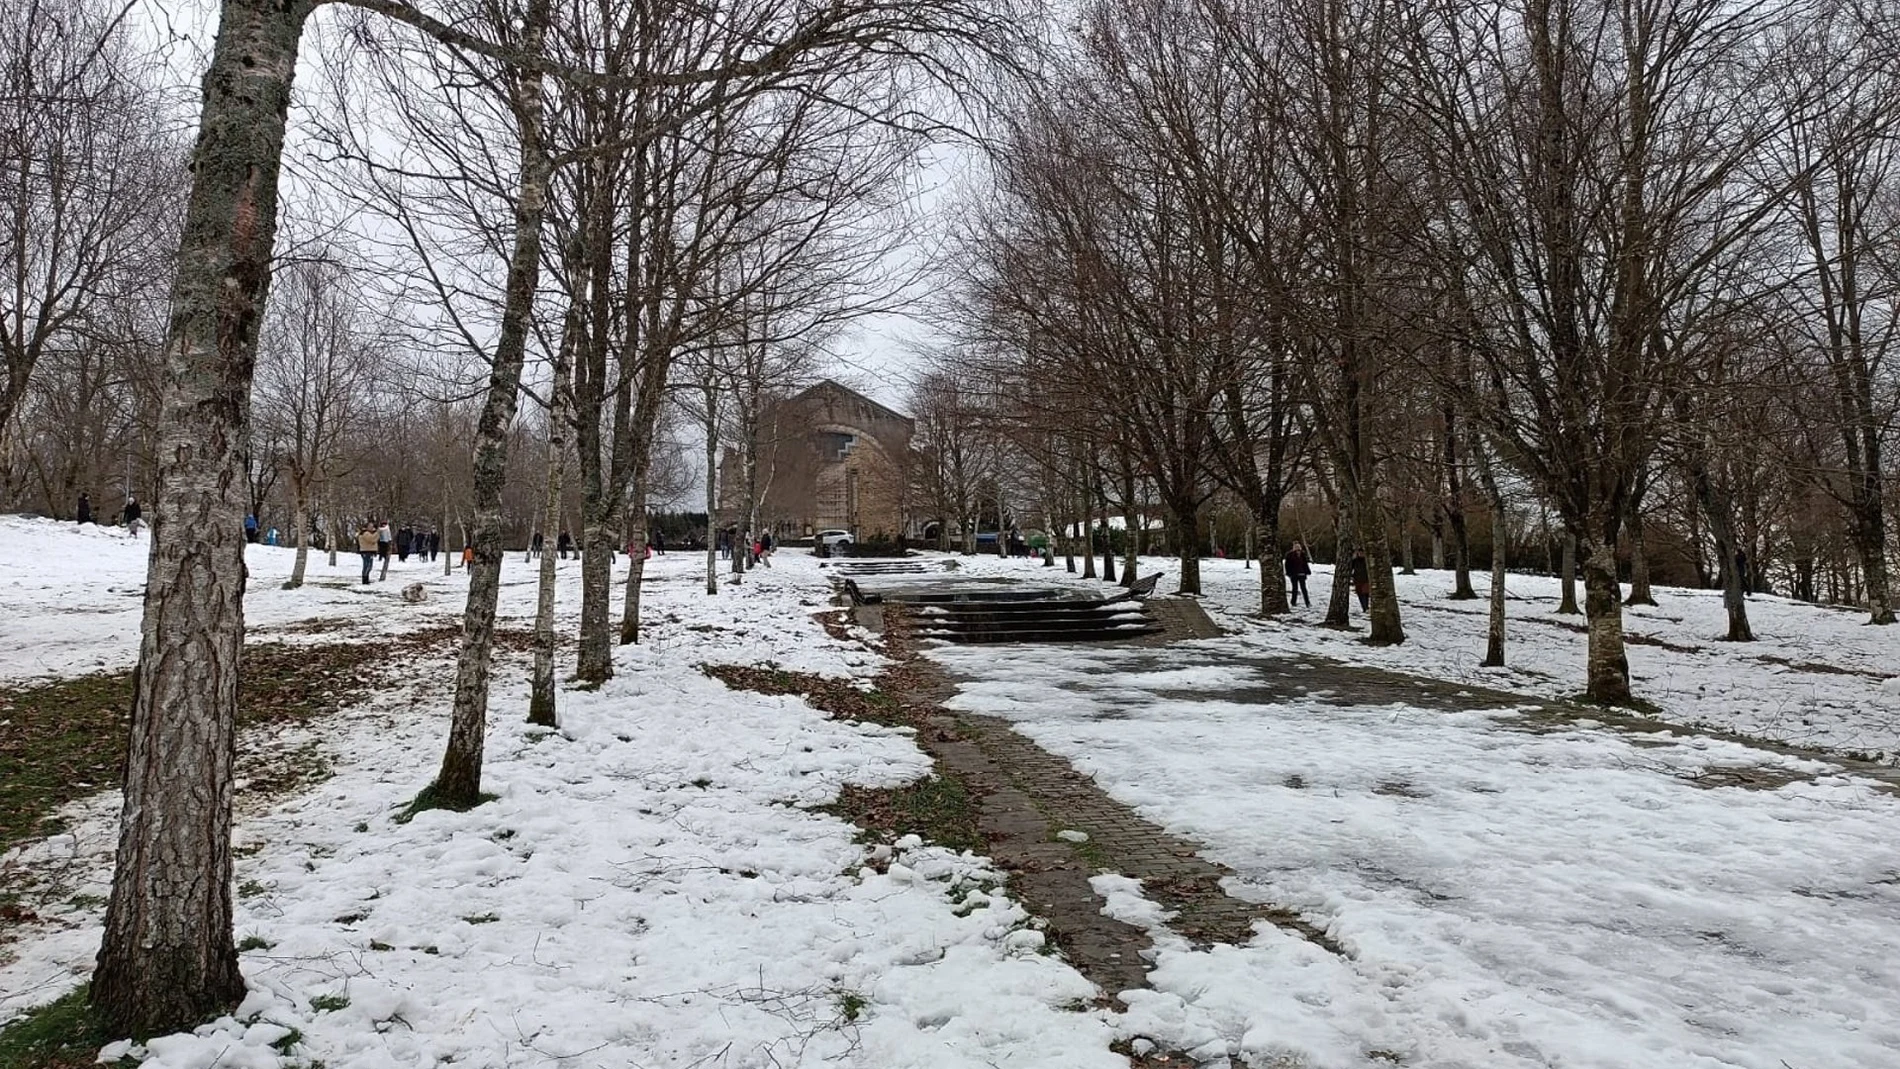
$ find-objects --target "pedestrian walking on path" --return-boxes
[355,524,379,585]
[1284,541,1312,607]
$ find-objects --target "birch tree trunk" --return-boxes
[435,10,551,807]
[1581,530,1632,702]
[92,0,310,1036]
[528,307,576,728]
[287,471,310,588]
[619,486,650,643]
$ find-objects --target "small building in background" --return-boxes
[717,380,914,543]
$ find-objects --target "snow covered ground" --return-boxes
[914,552,1900,1067]
[928,551,1900,760]
[6,523,1899,1069]
[0,525,1116,1068]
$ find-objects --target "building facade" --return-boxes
[717,380,914,542]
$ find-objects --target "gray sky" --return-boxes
[130,0,960,416]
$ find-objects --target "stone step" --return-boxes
[908,597,1143,614]
[911,611,1153,631]
[916,625,1166,644]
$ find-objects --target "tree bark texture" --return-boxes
[92,0,311,1037]
[287,473,310,589]
[1624,506,1657,606]
[1324,502,1352,629]
[1357,487,1405,645]
[1580,533,1632,703]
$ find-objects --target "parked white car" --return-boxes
[816,529,854,556]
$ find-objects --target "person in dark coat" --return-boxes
[245,512,259,542]
[556,529,574,560]
[123,495,143,536]
[1349,549,1370,612]
[77,492,92,525]
[397,525,414,562]
[1284,541,1312,607]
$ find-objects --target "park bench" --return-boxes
[1125,572,1161,599]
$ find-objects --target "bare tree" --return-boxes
[0,0,177,504]
[254,255,375,588]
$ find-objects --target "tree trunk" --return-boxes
[528,310,575,728]
[1580,532,1632,703]
[1483,513,1508,667]
[1471,441,1508,666]
[1324,503,1352,628]
[1400,507,1417,575]
[326,490,338,568]
[1359,491,1405,646]
[440,478,452,576]
[1624,506,1656,606]
[93,0,311,1037]
[704,393,719,596]
[619,486,650,644]
[1257,509,1288,616]
[1557,533,1580,614]
[434,11,551,807]
[575,519,615,682]
[1848,467,1896,624]
[1173,504,1201,595]
[287,472,310,589]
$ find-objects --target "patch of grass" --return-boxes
[822,776,984,856]
[0,671,131,856]
[269,1027,303,1056]
[1569,691,1665,715]
[393,784,497,825]
[700,665,911,727]
[0,640,393,860]
[833,990,867,1024]
[236,934,274,952]
[461,912,499,925]
[237,880,268,899]
[308,993,349,1014]
[64,893,105,912]
[0,986,120,1069]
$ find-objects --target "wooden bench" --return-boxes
[841,578,882,606]
[1125,572,1161,599]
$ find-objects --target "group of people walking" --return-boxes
[525,530,576,561]
[1281,542,1372,612]
[74,491,143,536]
[714,527,774,564]
[354,521,443,584]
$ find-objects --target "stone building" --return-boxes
[717,380,914,541]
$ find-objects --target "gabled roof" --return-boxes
[794,378,913,429]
